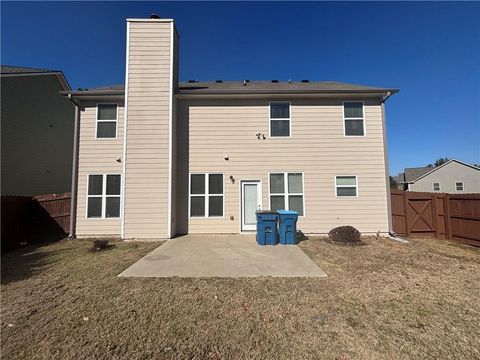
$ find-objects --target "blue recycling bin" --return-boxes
[256,211,279,245]
[277,210,299,245]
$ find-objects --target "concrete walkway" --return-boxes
[119,234,327,278]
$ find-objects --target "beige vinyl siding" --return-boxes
[75,101,124,237]
[176,98,389,234]
[123,20,173,239]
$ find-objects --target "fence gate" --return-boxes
[391,190,479,246]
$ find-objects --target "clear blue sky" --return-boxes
[2,1,479,175]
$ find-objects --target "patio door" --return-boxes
[241,181,262,231]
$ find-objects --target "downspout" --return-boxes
[381,92,394,236]
[68,94,80,238]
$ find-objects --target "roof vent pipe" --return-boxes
[150,13,160,19]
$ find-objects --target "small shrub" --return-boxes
[91,239,112,251]
[296,230,309,242]
[328,226,361,244]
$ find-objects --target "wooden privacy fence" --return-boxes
[1,192,71,251]
[391,190,480,246]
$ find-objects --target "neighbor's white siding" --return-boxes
[410,161,480,193]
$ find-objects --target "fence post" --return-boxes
[431,194,439,239]
[403,191,410,236]
[444,194,452,240]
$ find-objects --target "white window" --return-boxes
[455,182,464,191]
[343,101,365,136]
[270,102,291,137]
[433,182,441,192]
[96,104,117,138]
[190,173,224,217]
[336,176,358,197]
[87,174,121,218]
[269,172,304,215]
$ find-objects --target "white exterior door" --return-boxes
[241,181,262,231]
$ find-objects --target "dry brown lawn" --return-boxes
[1,236,479,359]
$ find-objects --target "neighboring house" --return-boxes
[62,16,398,239]
[397,160,480,193]
[1,65,74,196]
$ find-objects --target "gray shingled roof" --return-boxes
[403,167,434,182]
[63,80,398,96]
[177,80,397,94]
[1,65,61,74]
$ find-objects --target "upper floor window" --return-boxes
[336,176,358,197]
[343,102,365,136]
[96,104,117,138]
[433,182,441,192]
[270,102,291,137]
[455,182,464,191]
[190,173,224,217]
[87,174,121,218]
[269,172,304,215]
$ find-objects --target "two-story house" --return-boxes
[1,65,74,196]
[397,160,480,193]
[62,16,398,240]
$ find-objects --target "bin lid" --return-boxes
[277,210,298,215]
[256,210,278,214]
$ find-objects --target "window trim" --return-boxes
[95,103,119,139]
[86,173,122,219]
[188,173,225,219]
[432,182,441,192]
[335,175,359,197]
[269,101,292,139]
[455,181,464,191]
[342,101,366,137]
[268,171,305,217]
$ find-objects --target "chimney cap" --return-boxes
[149,13,160,19]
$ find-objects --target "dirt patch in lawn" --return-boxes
[1,237,479,359]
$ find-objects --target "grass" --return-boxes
[1,236,479,359]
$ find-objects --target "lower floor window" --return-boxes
[190,173,224,217]
[87,174,121,218]
[269,172,304,215]
[336,176,358,196]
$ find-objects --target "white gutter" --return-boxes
[121,21,130,239]
[381,100,393,235]
[68,95,80,238]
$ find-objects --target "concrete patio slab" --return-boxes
[119,234,327,278]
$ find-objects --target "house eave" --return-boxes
[60,89,399,101]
